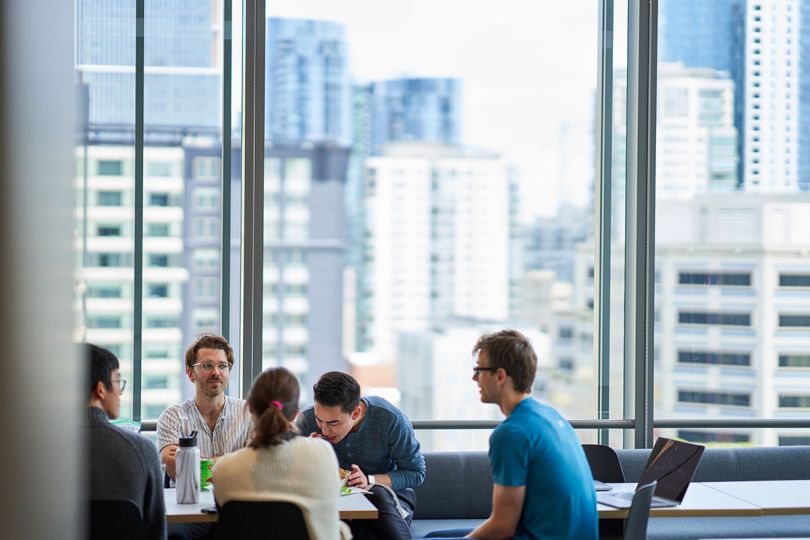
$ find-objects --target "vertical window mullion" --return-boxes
[133,0,145,422]
[240,0,265,397]
[594,0,615,446]
[625,0,658,449]
[221,0,233,354]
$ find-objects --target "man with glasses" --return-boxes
[425,330,597,540]
[86,343,165,539]
[157,333,251,481]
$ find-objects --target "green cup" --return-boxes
[200,458,214,491]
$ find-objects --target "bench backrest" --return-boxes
[413,446,810,519]
[617,445,810,483]
[413,452,493,519]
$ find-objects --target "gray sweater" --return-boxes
[298,396,426,492]
[87,406,166,540]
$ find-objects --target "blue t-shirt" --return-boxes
[490,398,597,540]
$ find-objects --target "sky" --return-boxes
[238,1,627,218]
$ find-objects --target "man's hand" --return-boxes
[347,464,370,489]
[309,432,322,439]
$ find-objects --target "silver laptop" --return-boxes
[597,437,705,509]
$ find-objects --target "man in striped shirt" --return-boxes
[157,333,251,481]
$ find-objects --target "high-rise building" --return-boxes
[265,18,351,145]
[368,77,462,154]
[743,0,810,192]
[182,142,351,394]
[655,192,810,446]
[75,0,222,129]
[75,140,189,420]
[660,0,745,185]
[613,64,738,202]
[357,143,515,360]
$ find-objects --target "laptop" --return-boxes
[594,480,612,492]
[596,437,705,509]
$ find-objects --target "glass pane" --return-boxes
[76,0,235,420]
[262,1,601,450]
[75,0,136,419]
[654,0,810,446]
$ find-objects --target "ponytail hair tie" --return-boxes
[271,400,284,411]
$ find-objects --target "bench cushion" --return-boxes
[409,519,483,539]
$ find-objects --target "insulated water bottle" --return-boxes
[175,431,200,504]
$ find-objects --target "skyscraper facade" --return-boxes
[265,18,351,145]
[369,77,462,153]
[358,143,514,360]
[743,0,810,192]
[76,0,222,129]
[660,0,746,186]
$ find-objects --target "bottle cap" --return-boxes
[179,431,197,447]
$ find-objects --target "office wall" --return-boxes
[0,1,80,538]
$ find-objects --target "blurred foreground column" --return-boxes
[0,1,80,539]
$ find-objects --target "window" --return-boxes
[194,187,219,209]
[87,315,123,329]
[193,157,220,180]
[97,160,123,176]
[779,315,810,328]
[778,395,810,409]
[678,272,751,286]
[146,223,170,237]
[145,316,179,328]
[96,253,123,267]
[778,354,810,368]
[678,390,751,407]
[779,274,810,288]
[678,351,751,367]
[147,161,172,177]
[148,193,170,207]
[146,283,169,298]
[86,284,123,298]
[97,191,123,206]
[144,374,170,389]
[678,431,750,444]
[147,254,170,268]
[678,311,751,327]
[96,224,122,237]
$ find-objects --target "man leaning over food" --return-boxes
[297,371,426,540]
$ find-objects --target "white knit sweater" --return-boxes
[212,436,352,540]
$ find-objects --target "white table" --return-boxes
[702,480,810,516]
[597,482,761,519]
[164,488,378,523]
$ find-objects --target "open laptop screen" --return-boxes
[638,437,705,503]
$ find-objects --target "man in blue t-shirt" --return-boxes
[426,329,597,540]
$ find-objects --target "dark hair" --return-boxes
[248,367,300,448]
[86,343,120,395]
[313,371,361,413]
[473,330,537,394]
[185,332,234,370]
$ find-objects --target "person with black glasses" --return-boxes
[86,343,166,540]
[424,330,597,540]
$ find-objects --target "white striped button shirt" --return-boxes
[156,396,252,458]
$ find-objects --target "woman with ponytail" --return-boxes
[212,367,351,539]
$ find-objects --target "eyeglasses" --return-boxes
[112,379,126,393]
[192,362,231,373]
[472,366,499,376]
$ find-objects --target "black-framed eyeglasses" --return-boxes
[472,366,499,375]
[111,379,126,393]
[192,362,231,373]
